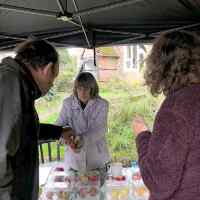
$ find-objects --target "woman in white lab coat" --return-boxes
[56,72,110,182]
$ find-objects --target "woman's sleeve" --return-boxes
[86,100,109,142]
[56,99,70,127]
[136,109,190,200]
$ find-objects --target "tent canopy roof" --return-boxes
[0,0,200,50]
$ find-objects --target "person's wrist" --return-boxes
[62,126,72,132]
[135,127,149,136]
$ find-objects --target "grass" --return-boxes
[36,78,162,163]
[39,142,65,162]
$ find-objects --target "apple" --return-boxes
[89,187,98,196]
[54,175,64,182]
[54,167,64,172]
[79,188,87,198]
[46,191,53,199]
[88,175,98,182]
[115,175,126,181]
[132,172,142,180]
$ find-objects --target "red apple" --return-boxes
[115,175,126,181]
[54,175,64,182]
[54,167,64,172]
[88,175,98,182]
[79,188,87,198]
[89,187,98,196]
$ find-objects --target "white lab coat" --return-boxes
[56,95,110,171]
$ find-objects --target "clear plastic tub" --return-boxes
[41,167,102,200]
[105,178,130,200]
[41,185,71,200]
[132,185,149,200]
[76,185,100,200]
[131,171,149,200]
[66,170,101,200]
[41,167,72,200]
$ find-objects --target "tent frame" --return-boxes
[0,0,199,49]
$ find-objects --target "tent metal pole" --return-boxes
[0,34,26,41]
[56,0,65,14]
[93,28,142,36]
[0,42,67,50]
[0,41,20,50]
[0,29,83,41]
[0,3,57,17]
[0,37,76,50]
[150,22,200,37]
[43,29,83,39]
[50,42,70,47]
[0,45,16,50]
[0,3,80,27]
[73,0,145,18]
[26,28,79,36]
[56,0,81,27]
[99,34,146,47]
[93,48,96,66]
[72,0,91,48]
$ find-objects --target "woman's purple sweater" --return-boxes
[136,84,200,200]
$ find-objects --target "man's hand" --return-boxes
[61,127,83,153]
[132,116,148,136]
[68,135,83,153]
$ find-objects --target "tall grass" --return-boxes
[105,82,161,161]
[36,75,163,163]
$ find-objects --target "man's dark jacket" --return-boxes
[0,57,62,200]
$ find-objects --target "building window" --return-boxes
[124,45,138,70]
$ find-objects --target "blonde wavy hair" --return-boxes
[145,31,200,96]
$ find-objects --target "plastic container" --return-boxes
[41,185,71,200]
[41,166,102,200]
[54,166,65,172]
[132,185,149,200]
[41,172,71,200]
[131,161,149,200]
[110,162,123,177]
[131,161,139,175]
[76,185,100,200]
[40,166,73,200]
[131,161,143,186]
[105,178,130,200]
[63,169,101,200]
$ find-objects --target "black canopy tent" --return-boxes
[0,0,200,50]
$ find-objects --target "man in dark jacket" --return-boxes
[0,39,72,200]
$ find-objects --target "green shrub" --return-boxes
[37,75,163,162]
[99,78,162,161]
